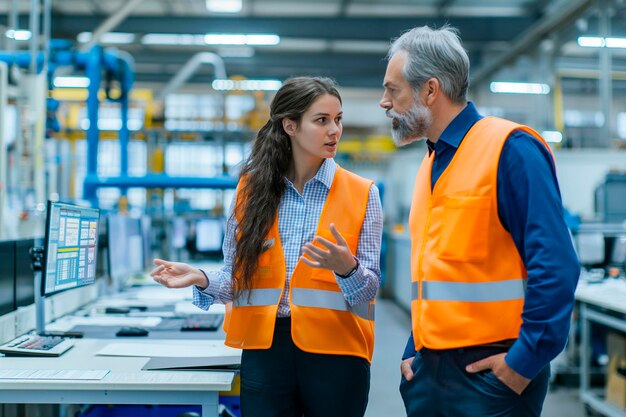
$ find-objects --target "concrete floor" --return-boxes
[365,299,587,417]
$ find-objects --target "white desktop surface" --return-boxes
[0,339,234,416]
[575,279,626,314]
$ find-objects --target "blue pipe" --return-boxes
[83,174,238,190]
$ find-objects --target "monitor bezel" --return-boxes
[41,200,101,297]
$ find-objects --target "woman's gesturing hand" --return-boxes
[151,258,208,289]
[300,223,357,276]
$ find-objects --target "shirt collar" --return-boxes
[434,101,483,151]
[315,158,336,189]
[284,158,336,190]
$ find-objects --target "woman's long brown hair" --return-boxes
[232,77,342,299]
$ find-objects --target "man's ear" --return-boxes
[424,78,440,106]
[282,118,297,136]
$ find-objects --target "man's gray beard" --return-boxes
[386,102,432,147]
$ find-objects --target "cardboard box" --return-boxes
[606,332,626,409]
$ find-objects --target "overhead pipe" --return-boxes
[80,0,145,52]
[471,0,594,86]
[156,52,227,102]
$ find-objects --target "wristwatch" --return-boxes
[336,257,359,278]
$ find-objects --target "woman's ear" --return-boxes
[282,118,297,136]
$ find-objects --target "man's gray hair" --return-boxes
[388,25,469,104]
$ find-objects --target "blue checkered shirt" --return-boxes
[193,158,383,317]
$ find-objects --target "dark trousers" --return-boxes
[400,346,550,417]
[240,318,370,417]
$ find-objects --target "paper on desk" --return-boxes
[0,369,110,380]
[95,341,242,358]
[68,316,162,327]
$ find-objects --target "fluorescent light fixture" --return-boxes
[606,37,626,48]
[542,130,563,143]
[212,79,283,91]
[142,33,279,46]
[204,34,280,46]
[53,76,90,88]
[577,36,626,49]
[577,36,605,48]
[206,0,242,13]
[77,32,135,44]
[141,34,204,45]
[5,30,32,41]
[490,82,550,95]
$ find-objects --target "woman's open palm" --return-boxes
[150,259,205,289]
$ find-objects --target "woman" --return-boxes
[151,77,383,417]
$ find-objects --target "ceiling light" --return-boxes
[53,76,90,88]
[490,82,550,95]
[204,34,280,46]
[606,37,626,48]
[141,34,204,45]
[142,33,279,46]
[578,36,626,49]
[5,30,32,41]
[77,32,135,44]
[206,0,242,13]
[542,130,563,143]
[212,79,282,91]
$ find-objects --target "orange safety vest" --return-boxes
[224,165,376,362]
[409,116,553,351]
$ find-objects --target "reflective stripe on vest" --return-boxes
[233,288,282,307]
[292,288,375,321]
[411,279,527,302]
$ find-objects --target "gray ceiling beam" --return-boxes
[132,50,388,71]
[436,0,456,15]
[471,0,594,85]
[38,15,536,42]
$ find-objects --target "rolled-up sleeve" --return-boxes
[192,200,236,310]
[335,184,383,305]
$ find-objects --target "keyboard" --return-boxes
[0,334,75,357]
[180,314,224,331]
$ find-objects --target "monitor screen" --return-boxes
[0,240,15,315]
[195,219,224,252]
[42,201,100,296]
[610,235,626,265]
[15,238,36,307]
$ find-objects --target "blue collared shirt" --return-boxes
[402,102,580,379]
[193,158,383,317]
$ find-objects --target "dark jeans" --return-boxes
[240,318,370,417]
[400,346,550,417]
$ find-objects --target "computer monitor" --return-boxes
[15,238,36,307]
[0,240,15,315]
[42,201,100,296]
[126,217,145,275]
[610,235,626,266]
[195,218,224,252]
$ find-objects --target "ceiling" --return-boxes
[1,0,626,92]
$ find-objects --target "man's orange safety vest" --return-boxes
[224,165,376,362]
[409,116,552,351]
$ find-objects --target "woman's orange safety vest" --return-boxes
[224,165,376,362]
[409,116,552,351]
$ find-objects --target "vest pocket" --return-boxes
[438,195,490,262]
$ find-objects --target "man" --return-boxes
[380,25,580,417]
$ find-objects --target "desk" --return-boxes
[576,280,626,417]
[0,339,235,417]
